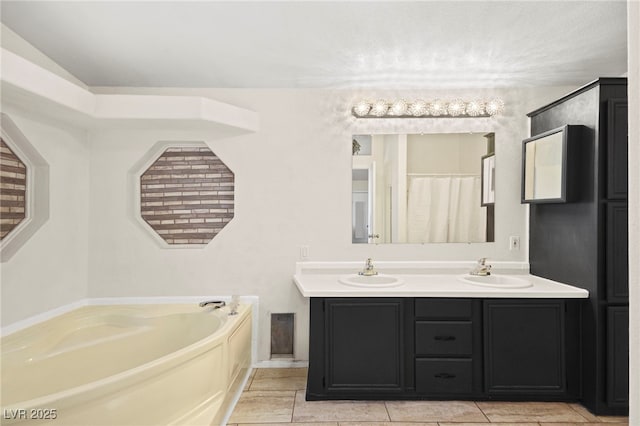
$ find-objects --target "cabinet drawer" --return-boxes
[416,358,473,394]
[415,299,472,319]
[416,321,472,356]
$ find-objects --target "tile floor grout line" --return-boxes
[243,368,258,392]
[473,400,492,423]
[383,399,392,422]
[289,389,297,424]
[566,400,598,422]
[245,368,255,391]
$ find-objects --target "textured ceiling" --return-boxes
[0,1,628,89]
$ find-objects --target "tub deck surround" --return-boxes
[293,261,589,298]
[0,303,253,426]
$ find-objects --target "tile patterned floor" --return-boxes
[227,368,629,426]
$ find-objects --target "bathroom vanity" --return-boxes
[294,261,588,401]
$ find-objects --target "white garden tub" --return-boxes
[0,303,252,426]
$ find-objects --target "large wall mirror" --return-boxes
[351,132,495,244]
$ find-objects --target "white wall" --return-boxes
[87,86,573,361]
[627,1,639,423]
[0,106,90,325]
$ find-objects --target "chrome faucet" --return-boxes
[358,258,378,276]
[470,258,491,276]
[199,300,226,309]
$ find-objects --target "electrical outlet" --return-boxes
[509,236,520,251]
[300,245,310,259]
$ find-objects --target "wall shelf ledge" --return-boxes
[1,48,259,136]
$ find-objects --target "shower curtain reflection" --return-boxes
[407,175,486,243]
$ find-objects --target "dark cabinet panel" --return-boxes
[416,358,473,394]
[607,203,628,302]
[415,299,472,319]
[484,300,566,395]
[607,99,628,199]
[325,298,405,392]
[607,307,629,407]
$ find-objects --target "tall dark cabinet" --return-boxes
[527,78,628,415]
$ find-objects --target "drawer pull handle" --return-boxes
[434,373,456,379]
[434,335,456,341]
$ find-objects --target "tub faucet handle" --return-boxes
[228,295,240,316]
[199,300,226,309]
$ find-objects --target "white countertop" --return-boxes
[293,261,589,299]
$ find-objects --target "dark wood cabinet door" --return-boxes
[325,298,405,392]
[607,202,628,302]
[607,307,629,406]
[607,99,628,199]
[484,300,566,395]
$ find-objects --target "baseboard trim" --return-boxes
[253,360,309,368]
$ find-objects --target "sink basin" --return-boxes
[459,274,532,289]
[339,274,404,287]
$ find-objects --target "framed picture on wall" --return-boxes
[481,153,495,206]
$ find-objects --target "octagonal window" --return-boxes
[140,147,234,245]
[0,138,27,240]
[1,113,49,262]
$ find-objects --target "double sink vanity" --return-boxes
[294,260,588,402]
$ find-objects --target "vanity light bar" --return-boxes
[352,98,504,118]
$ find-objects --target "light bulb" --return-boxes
[390,99,408,116]
[353,100,371,117]
[429,99,445,116]
[485,98,504,116]
[371,99,389,117]
[409,100,427,116]
[466,99,485,117]
[447,99,466,117]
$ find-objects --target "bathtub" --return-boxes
[0,303,252,426]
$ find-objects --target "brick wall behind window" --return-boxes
[0,138,27,240]
[140,147,234,244]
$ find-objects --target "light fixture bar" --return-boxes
[352,98,504,118]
